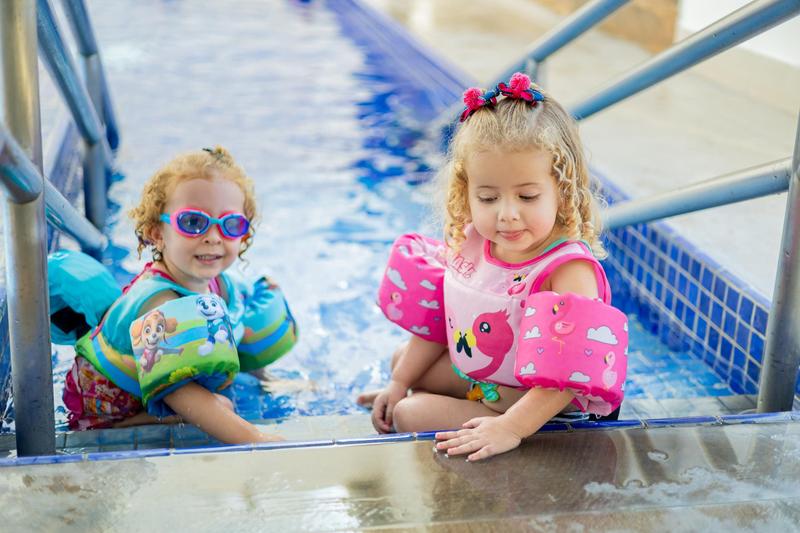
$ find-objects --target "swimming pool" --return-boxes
[1,0,774,440]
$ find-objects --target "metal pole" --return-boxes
[605,158,792,229]
[61,0,120,151]
[82,53,106,229]
[1,0,56,456]
[757,113,800,413]
[491,0,629,86]
[571,0,800,120]
[36,0,106,228]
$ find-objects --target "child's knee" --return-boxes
[390,341,408,370]
[214,394,234,412]
[392,396,419,432]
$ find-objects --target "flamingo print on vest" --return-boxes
[550,297,576,354]
[452,309,515,381]
[602,351,618,389]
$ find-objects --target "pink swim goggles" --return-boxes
[160,208,250,239]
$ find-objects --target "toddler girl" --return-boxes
[52,146,297,444]
[364,74,628,461]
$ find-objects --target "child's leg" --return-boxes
[164,382,282,444]
[357,340,468,406]
[392,392,500,433]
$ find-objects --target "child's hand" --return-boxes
[434,415,523,462]
[370,380,408,433]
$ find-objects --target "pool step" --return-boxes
[0,394,771,456]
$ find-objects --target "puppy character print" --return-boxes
[197,295,235,356]
[131,310,182,373]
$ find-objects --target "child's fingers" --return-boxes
[371,395,391,433]
[467,445,494,462]
[384,401,395,428]
[462,417,485,429]
[434,430,456,441]
[445,438,484,457]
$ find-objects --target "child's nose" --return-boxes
[498,199,520,221]
[203,224,224,243]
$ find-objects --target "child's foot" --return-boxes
[356,390,381,408]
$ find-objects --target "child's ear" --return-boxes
[145,224,164,248]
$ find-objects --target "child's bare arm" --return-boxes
[164,382,282,444]
[435,387,574,461]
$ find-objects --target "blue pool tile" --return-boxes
[753,306,768,335]
[698,292,710,315]
[645,271,653,291]
[690,259,702,280]
[720,337,733,361]
[635,264,644,283]
[654,280,663,300]
[336,433,414,445]
[696,317,707,341]
[725,288,740,313]
[667,265,676,286]
[679,252,690,271]
[743,379,758,394]
[687,281,699,305]
[669,244,680,262]
[746,361,760,383]
[677,274,687,295]
[711,301,723,326]
[733,348,745,370]
[749,333,764,360]
[675,299,686,322]
[645,416,718,428]
[723,313,737,338]
[701,267,713,290]
[739,297,754,323]
[712,278,726,302]
[684,307,696,329]
[708,327,720,351]
[656,257,666,277]
[730,367,745,392]
[664,291,674,311]
[735,322,750,350]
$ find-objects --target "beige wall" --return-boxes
[534,0,678,52]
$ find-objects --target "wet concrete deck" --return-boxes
[1,418,799,531]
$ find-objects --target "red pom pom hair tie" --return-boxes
[497,72,544,103]
[459,86,499,122]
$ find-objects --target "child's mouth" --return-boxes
[195,254,223,264]
[498,231,523,241]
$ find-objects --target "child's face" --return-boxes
[466,147,559,263]
[151,176,246,292]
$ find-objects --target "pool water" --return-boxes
[7,0,735,433]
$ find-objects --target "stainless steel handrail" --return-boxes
[758,115,800,412]
[492,0,629,87]
[60,0,120,151]
[1,0,55,457]
[604,159,792,229]
[570,0,800,120]
[36,0,110,229]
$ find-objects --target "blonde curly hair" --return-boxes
[441,88,606,258]
[129,146,258,260]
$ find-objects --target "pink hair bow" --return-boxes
[497,72,544,103]
[460,87,499,122]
